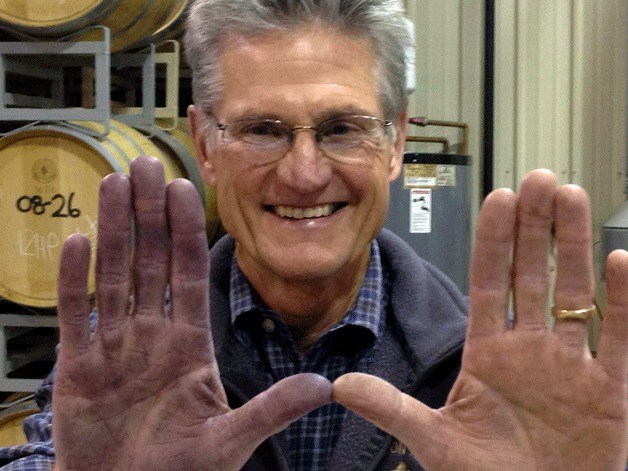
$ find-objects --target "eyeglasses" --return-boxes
[215,114,394,164]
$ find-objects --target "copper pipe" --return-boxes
[405,135,450,153]
[408,117,469,154]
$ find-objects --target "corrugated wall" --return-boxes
[494,0,627,346]
[404,0,626,348]
[403,0,485,226]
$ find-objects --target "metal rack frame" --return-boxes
[112,40,180,131]
[0,26,111,135]
[0,314,58,392]
[0,28,180,137]
[0,31,183,392]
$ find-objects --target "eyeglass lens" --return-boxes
[222,116,389,163]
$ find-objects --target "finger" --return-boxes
[596,249,628,380]
[333,373,440,467]
[130,156,170,316]
[218,373,332,466]
[168,179,210,329]
[95,173,132,337]
[57,234,92,355]
[512,170,556,330]
[467,188,517,339]
[552,185,594,351]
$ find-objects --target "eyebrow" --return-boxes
[315,106,379,122]
[226,106,380,124]
[225,111,283,122]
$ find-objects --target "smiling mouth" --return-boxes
[265,203,347,220]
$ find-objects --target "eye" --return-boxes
[240,121,285,138]
[321,119,361,137]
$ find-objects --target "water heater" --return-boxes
[385,151,472,295]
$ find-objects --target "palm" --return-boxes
[335,170,627,470]
[54,315,230,470]
[53,156,331,471]
[439,330,625,470]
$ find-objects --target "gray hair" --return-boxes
[183,0,411,122]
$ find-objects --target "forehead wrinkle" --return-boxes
[215,26,382,121]
[224,54,372,88]
[224,89,379,124]
[219,25,375,85]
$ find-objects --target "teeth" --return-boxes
[274,204,335,219]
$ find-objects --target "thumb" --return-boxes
[333,373,442,462]
[217,373,332,467]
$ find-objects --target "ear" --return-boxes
[388,109,407,182]
[187,104,218,186]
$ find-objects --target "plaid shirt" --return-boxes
[0,384,55,469]
[0,241,388,471]
[230,240,388,470]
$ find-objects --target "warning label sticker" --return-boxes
[410,188,431,234]
[404,164,436,188]
[436,165,456,186]
[404,164,457,188]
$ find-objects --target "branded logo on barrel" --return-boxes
[32,158,57,184]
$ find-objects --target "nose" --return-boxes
[275,129,332,193]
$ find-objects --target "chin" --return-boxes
[263,245,351,281]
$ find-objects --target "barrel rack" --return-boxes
[0,311,58,392]
[0,26,182,391]
[0,26,181,136]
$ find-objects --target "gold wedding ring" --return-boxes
[551,305,597,322]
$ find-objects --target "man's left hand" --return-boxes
[334,169,627,470]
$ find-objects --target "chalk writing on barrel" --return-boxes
[79,214,98,242]
[16,215,98,262]
[18,229,61,260]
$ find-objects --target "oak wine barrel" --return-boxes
[161,119,223,246]
[132,0,191,50]
[0,120,188,308]
[0,0,186,52]
[0,399,38,447]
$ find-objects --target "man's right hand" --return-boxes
[52,156,332,470]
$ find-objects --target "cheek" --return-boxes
[345,156,394,201]
[370,178,391,219]
[214,162,267,229]
[357,163,394,223]
[213,165,245,231]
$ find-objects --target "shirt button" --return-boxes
[262,318,276,333]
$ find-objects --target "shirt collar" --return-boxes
[229,240,387,340]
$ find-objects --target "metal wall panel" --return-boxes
[404,0,485,231]
[494,0,627,347]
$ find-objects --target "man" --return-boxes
[0,0,626,470]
